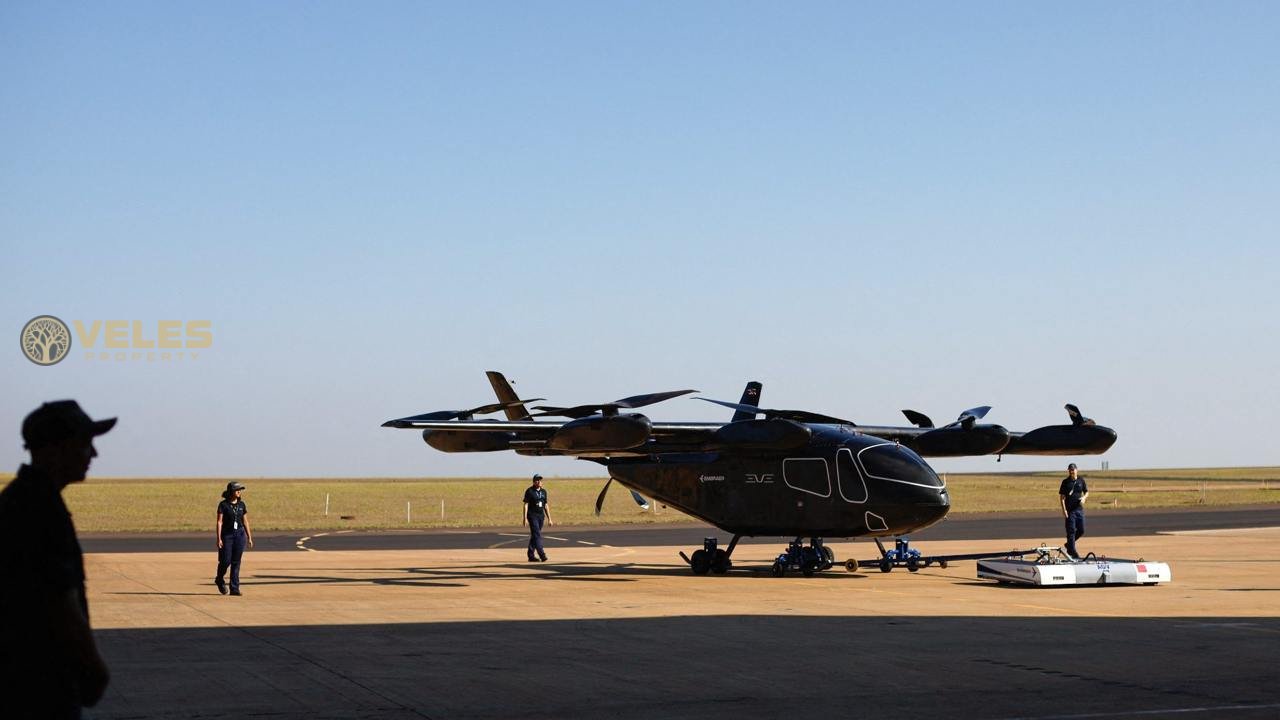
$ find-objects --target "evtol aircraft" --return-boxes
[383,372,1116,576]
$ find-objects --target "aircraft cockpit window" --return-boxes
[857,444,943,488]
[783,458,831,497]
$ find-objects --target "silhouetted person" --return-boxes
[215,481,254,595]
[0,400,114,719]
[522,474,552,561]
[1059,462,1089,559]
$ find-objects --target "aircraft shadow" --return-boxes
[90,615,1280,720]
[224,560,876,590]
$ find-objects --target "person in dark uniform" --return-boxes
[522,474,552,562]
[0,400,114,719]
[1059,462,1089,559]
[215,481,254,595]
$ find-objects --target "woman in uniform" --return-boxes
[214,481,253,595]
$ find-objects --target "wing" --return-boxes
[385,373,1116,459]
[382,416,724,457]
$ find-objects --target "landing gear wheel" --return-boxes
[822,546,835,565]
[691,549,711,575]
[907,557,920,573]
[711,549,731,575]
[845,559,857,572]
[771,561,785,577]
[802,561,816,578]
[879,558,893,573]
[939,560,949,569]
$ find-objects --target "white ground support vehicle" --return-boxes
[977,546,1172,586]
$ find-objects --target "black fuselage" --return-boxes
[607,426,950,538]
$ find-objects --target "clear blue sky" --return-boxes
[2,3,1277,477]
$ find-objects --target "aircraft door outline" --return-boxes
[836,447,869,503]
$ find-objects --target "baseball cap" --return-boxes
[22,400,116,450]
[1067,463,1077,471]
[226,482,246,493]
[532,474,543,481]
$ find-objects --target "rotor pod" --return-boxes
[1000,404,1116,455]
[712,418,812,450]
[909,424,1011,457]
[421,429,516,452]
[1000,424,1117,455]
[547,414,653,452]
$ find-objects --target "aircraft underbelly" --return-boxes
[608,456,947,538]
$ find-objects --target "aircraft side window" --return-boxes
[783,458,831,498]
[836,448,868,503]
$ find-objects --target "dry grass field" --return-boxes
[2,467,1276,533]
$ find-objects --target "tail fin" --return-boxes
[733,381,763,422]
[486,371,533,420]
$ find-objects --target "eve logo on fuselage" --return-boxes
[698,475,725,483]
[745,473,774,484]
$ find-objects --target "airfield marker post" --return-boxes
[325,493,330,516]
[407,502,412,523]
[441,499,445,520]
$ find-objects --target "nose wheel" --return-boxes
[770,537,835,577]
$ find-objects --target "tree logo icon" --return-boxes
[20,315,72,365]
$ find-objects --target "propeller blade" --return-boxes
[698,397,762,417]
[629,489,650,510]
[531,404,600,419]
[467,399,546,417]
[613,389,699,409]
[954,405,992,430]
[594,478,613,516]
[1065,403,1095,426]
[534,390,697,418]
[695,398,856,425]
[902,410,934,428]
[393,398,547,423]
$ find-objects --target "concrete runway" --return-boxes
[79,504,1280,553]
[84,511,1280,719]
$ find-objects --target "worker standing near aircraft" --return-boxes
[1059,462,1088,559]
[522,474,552,562]
[215,482,253,595]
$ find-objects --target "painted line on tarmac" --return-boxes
[296,533,325,552]
[295,530,347,552]
[1160,526,1280,536]
[995,702,1280,719]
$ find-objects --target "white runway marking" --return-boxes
[295,531,336,552]
[1159,526,1280,536]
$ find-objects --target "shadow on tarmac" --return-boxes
[93,615,1280,720]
